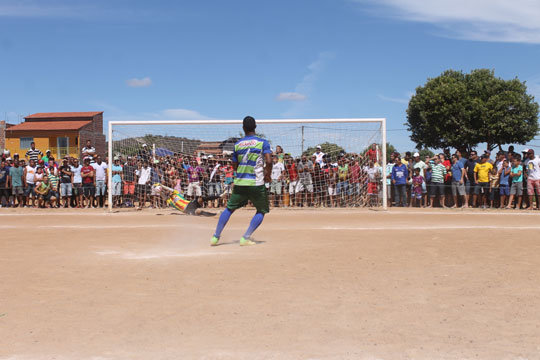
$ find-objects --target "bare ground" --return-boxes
[1,207,540,360]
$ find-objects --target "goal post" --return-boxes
[108,118,387,211]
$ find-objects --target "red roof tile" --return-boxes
[7,121,92,131]
[25,111,102,119]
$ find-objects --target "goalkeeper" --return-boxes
[211,116,272,246]
[154,183,219,217]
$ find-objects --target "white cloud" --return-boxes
[282,51,334,117]
[160,108,209,120]
[126,77,152,88]
[356,0,540,43]
[0,1,93,18]
[276,92,307,101]
[377,94,409,105]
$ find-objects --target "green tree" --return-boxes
[303,142,345,159]
[406,69,539,154]
[418,148,434,159]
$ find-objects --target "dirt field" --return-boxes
[2,207,540,360]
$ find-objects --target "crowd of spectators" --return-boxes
[1,140,539,210]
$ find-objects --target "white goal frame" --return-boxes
[108,118,387,211]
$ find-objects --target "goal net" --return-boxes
[108,119,387,210]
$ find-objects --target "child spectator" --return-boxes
[498,159,511,209]
[111,158,123,207]
[411,167,424,207]
[507,155,523,209]
[489,166,500,208]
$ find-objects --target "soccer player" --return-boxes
[211,116,272,246]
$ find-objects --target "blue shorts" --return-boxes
[499,184,510,196]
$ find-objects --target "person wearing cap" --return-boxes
[464,150,479,207]
[42,150,51,166]
[524,149,540,210]
[25,142,43,163]
[111,157,123,207]
[138,143,151,163]
[426,156,447,208]
[313,145,325,166]
[391,157,408,207]
[473,154,493,208]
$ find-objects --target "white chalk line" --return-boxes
[2,224,540,231]
[95,250,229,260]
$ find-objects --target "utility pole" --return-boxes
[301,126,304,154]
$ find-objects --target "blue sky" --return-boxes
[1,0,540,152]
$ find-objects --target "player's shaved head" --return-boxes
[243,116,256,133]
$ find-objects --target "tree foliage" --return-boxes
[303,142,345,159]
[406,69,539,153]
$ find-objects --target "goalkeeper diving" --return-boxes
[154,183,221,217]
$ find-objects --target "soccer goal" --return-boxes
[107,118,387,211]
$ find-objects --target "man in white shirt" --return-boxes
[136,161,151,209]
[23,159,37,207]
[70,158,83,208]
[525,149,540,210]
[91,155,108,208]
[313,145,325,166]
[269,155,285,207]
[82,140,96,159]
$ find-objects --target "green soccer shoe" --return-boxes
[239,237,256,246]
[210,236,220,246]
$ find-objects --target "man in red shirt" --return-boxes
[285,156,299,206]
[349,157,361,205]
[81,158,95,208]
[366,143,379,164]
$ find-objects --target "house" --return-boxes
[0,120,15,152]
[5,112,106,159]
[195,138,239,158]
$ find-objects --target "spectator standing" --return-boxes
[489,166,500,208]
[285,157,299,206]
[206,158,222,208]
[313,146,325,166]
[71,158,83,208]
[138,144,152,163]
[450,154,466,208]
[525,149,540,210]
[42,150,51,166]
[0,160,10,207]
[386,154,395,207]
[81,158,95,208]
[81,140,96,159]
[337,157,349,206]
[186,160,204,200]
[47,164,60,208]
[8,160,24,207]
[92,155,108,208]
[349,157,361,206]
[366,143,378,164]
[59,158,73,208]
[473,155,493,208]
[297,154,314,207]
[411,167,424,207]
[412,152,428,206]
[364,160,380,207]
[391,157,408,207]
[269,155,285,207]
[122,156,137,207]
[25,142,43,163]
[507,155,523,209]
[465,150,479,207]
[498,159,511,208]
[427,157,447,208]
[136,161,151,209]
[23,159,37,207]
[111,158,123,207]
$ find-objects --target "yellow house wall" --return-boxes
[5,132,80,159]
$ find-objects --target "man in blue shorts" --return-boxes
[211,116,272,246]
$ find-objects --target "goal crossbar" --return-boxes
[108,118,387,210]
